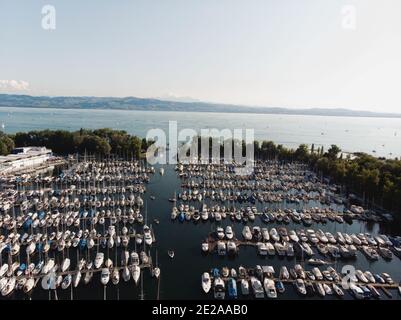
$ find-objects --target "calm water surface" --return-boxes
[0,107,400,158]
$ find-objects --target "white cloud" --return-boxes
[0,80,30,91]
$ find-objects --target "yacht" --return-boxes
[73,271,82,288]
[263,278,277,298]
[217,241,227,256]
[312,267,323,280]
[201,241,209,253]
[240,279,249,295]
[323,283,333,295]
[227,241,237,255]
[23,278,35,294]
[112,268,120,285]
[171,207,178,220]
[349,284,364,299]
[266,242,276,256]
[269,228,280,242]
[294,279,307,295]
[250,277,264,298]
[1,277,16,297]
[122,266,131,282]
[257,242,268,256]
[275,281,285,294]
[225,226,234,240]
[61,274,72,289]
[227,278,238,299]
[84,263,94,284]
[216,227,225,240]
[100,268,110,285]
[316,283,326,297]
[132,265,141,284]
[94,252,104,269]
[143,225,153,246]
[201,272,211,293]
[261,228,270,241]
[61,258,71,272]
[242,226,252,241]
[279,266,290,280]
[213,277,225,299]
[332,283,344,297]
[307,258,328,266]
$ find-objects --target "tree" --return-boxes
[295,144,309,162]
[327,144,341,160]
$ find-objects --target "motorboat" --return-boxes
[23,277,35,294]
[216,227,225,240]
[94,252,104,269]
[61,258,71,272]
[266,242,275,256]
[261,228,270,241]
[307,258,328,266]
[367,285,381,298]
[122,266,130,282]
[112,268,120,285]
[263,278,277,298]
[132,265,141,284]
[275,281,285,294]
[316,283,326,297]
[84,263,94,284]
[213,277,225,299]
[250,277,264,298]
[143,225,153,246]
[312,267,323,280]
[349,284,364,299]
[279,266,289,280]
[355,270,369,283]
[227,278,238,299]
[100,268,110,285]
[323,283,333,295]
[294,279,306,295]
[217,241,226,256]
[332,283,344,297]
[227,241,237,255]
[242,226,252,241]
[1,277,16,297]
[73,271,82,288]
[225,226,234,240]
[257,242,268,256]
[240,279,249,295]
[269,228,280,242]
[61,274,72,289]
[201,272,211,293]
[131,251,140,265]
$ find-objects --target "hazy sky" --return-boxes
[0,0,400,112]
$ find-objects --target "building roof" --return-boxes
[0,147,52,165]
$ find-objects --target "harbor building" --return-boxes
[0,146,53,175]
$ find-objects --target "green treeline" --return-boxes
[1,129,400,216]
[1,128,149,159]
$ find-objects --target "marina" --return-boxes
[1,158,401,300]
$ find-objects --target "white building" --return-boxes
[0,146,53,175]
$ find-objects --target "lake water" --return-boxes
[0,107,400,158]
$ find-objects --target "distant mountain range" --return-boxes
[0,94,399,118]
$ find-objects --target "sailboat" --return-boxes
[101,268,110,285]
[131,265,141,285]
[152,250,160,279]
[112,267,120,285]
